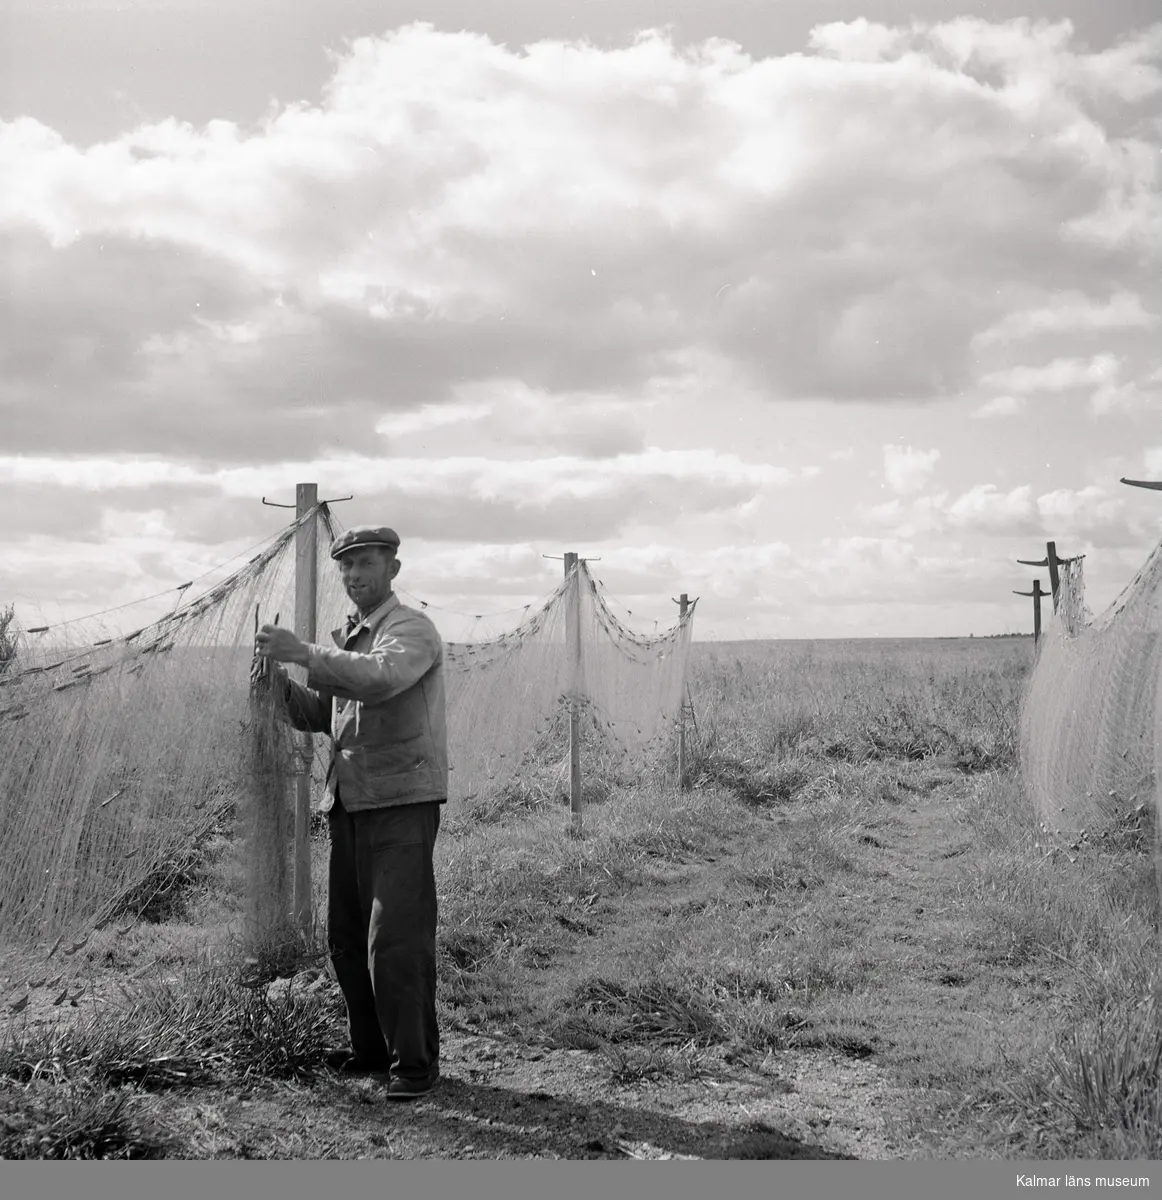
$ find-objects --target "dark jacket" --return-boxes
[281,593,447,812]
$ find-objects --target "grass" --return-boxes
[0,961,343,1090]
[0,1077,179,1159]
[0,953,345,1157]
[3,633,1161,1159]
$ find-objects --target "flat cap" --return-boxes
[330,525,401,559]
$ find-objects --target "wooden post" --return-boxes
[564,552,582,834]
[1018,543,1072,615]
[1045,541,1061,613]
[293,482,318,935]
[678,593,689,790]
[1013,579,1046,645]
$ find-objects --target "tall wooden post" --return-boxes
[564,552,582,834]
[678,593,689,790]
[293,482,318,935]
[1019,542,1071,615]
[1013,579,1046,645]
[1045,542,1061,613]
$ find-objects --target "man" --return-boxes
[254,524,447,1101]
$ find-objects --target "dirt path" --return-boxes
[3,776,1023,1160]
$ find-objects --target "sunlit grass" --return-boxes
[5,634,1160,1159]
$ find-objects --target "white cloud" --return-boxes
[864,493,949,538]
[971,395,1025,419]
[0,449,791,549]
[973,290,1157,346]
[981,354,1119,394]
[807,534,1013,607]
[883,445,941,495]
[1036,486,1128,536]
[861,482,1147,549]
[808,19,908,62]
[221,448,792,504]
[0,457,207,490]
[375,400,494,438]
[946,483,1037,532]
[591,540,797,604]
[0,17,1158,465]
[1089,377,1162,417]
[0,449,789,497]
[1,18,1160,638]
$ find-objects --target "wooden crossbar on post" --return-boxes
[293,482,318,936]
[564,552,582,835]
[1013,579,1047,645]
[1018,541,1076,613]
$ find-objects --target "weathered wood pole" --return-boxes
[1045,542,1061,613]
[293,482,318,935]
[565,552,582,834]
[678,593,689,790]
[1018,543,1068,615]
[1013,579,1046,645]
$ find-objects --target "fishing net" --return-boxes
[0,508,696,948]
[1020,536,1162,842]
[442,559,696,814]
[0,507,344,951]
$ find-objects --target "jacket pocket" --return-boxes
[361,738,428,778]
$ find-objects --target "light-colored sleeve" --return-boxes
[304,610,442,704]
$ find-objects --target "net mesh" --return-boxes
[0,511,695,948]
[0,507,343,950]
[442,560,695,813]
[1020,537,1162,841]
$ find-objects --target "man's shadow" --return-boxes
[327,1073,853,1160]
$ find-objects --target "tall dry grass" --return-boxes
[4,632,1160,1159]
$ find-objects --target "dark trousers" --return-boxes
[327,792,441,1082]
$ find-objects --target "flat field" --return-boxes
[2,634,1159,1160]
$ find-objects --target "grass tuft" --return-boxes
[0,1078,181,1159]
[1012,986,1162,1158]
[0,963,344,1092]
[555,975,727,1049]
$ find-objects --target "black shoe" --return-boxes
[324,1049,390,1075]
[386,1075,436,1101]
[386,1063,440,1101]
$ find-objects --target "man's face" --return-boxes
[338,547,398,612]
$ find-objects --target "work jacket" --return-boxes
[280,593,448,812]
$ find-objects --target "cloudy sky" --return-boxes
[2,0,1160,641]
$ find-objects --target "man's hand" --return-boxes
[255,623,310,667]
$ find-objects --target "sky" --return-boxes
[1,0,1160,642]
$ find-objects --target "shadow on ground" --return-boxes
[323,1074,851,1160]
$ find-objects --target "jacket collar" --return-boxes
[332,592,400,647]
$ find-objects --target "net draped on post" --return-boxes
[0,506,344,950]
[441,559,696,810]
[1020,535,1162,840]
[0,513,696,948]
